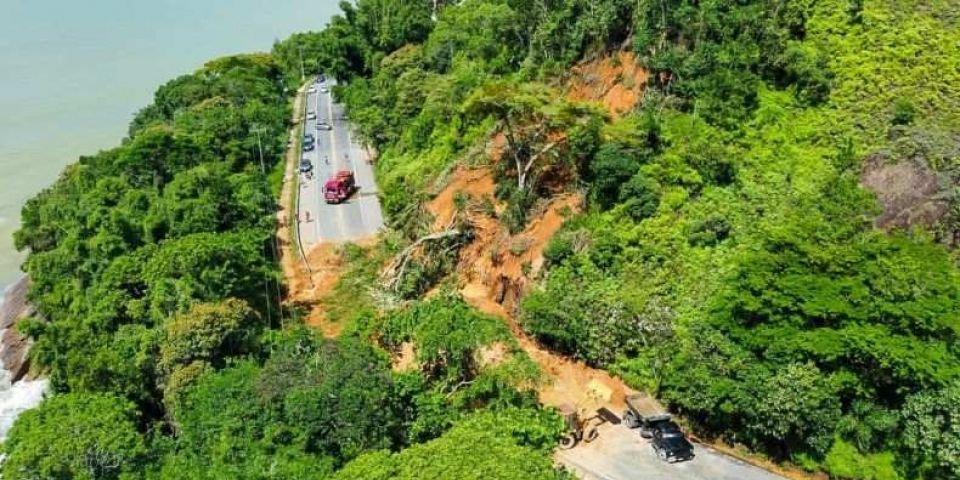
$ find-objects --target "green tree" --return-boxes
[749,363,841,456]
[588,142,643,209]
[159,298,262,375]
[423,0,524,73]
[277,338,397,463]
[463,80,606,191]
[333,408,569,480]
[2,393,148,480]
[901,381,960,478]
[161,361,336,479]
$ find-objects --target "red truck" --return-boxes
[324,170,356,204]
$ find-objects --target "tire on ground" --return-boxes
[559,434,577,450]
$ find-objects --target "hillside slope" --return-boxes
[326,1,960,479]
[4,1,960,480]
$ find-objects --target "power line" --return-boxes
[254,126,286,329]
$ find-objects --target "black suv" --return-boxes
[299,159,313,173]
[650,421,694,462]
[302,134,315,152]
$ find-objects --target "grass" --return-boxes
[268,154,286,199]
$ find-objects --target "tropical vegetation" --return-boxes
[5,1,960,479]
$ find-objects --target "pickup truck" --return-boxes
[623,393,695,462]
[651,422,695,462]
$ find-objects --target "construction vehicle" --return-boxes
[558,404,602,449]
[623,393,671,437]
[557,380,620,449]
[324,170,356,204]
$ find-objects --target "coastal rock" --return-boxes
[0,277,35,382]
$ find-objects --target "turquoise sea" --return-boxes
[0,0,338,286]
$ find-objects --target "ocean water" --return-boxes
[0,0,339,287]
[0,0,339,440]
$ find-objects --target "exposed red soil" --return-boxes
[299,244,349,338]
[464,285,636,412]
[392,341,418,372]
[429,167,497,230]
[567,51,648,118]
[419,54,815,477]
[426,165,638,413]
[420,52,654,411]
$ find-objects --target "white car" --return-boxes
[306,112,316,120]
[307,87,317,94]
[319,86,329,94]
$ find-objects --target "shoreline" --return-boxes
[0,275,47,443]
[0,276,33,382]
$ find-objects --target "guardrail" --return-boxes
[291,83,313,280]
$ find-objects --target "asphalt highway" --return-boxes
[297,78,384,247]
[556,423,786,480]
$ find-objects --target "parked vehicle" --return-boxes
[623,394,695,462]
[651,425,695,462]
[324,170,356,204]
[623,393,671,437]
[299,159,313,173]
[303,133,315,144]
[306,111,317,120]
[316,122,332,130]
[302,142,314,152]
[319,86,329,94]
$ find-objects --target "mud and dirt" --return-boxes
[421,50,656,412]
[567,51,648,119]
[426,164,640,413]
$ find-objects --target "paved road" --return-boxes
[556,423,785,480]
[297,78,384,247]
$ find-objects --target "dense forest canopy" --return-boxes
[4,1,960,479]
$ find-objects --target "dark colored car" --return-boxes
[302,134,315,151]
[650,423,694,463]
[316,122,332,131]
[299,159,312,173]
[648,419,683,437]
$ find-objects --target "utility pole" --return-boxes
[254,126,266,175]
[297,45,306,81]
[253,125,285,329]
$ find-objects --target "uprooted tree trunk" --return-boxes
[501,116,562,191]
[518,141,560,190]
[381,229,464,292]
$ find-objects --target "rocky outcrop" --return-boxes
[0,277,34,382]
[861,154,949,231]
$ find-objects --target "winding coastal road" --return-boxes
[297,78,384,247]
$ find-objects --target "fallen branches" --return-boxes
[381,229,464,292]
